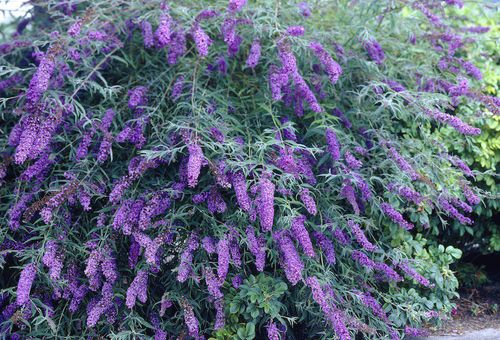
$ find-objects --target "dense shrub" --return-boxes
[0,1,495,339]
[430,3,499,253]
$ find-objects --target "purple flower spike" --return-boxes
[16,263,37,306]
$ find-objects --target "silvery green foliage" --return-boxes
[0,0,490,338]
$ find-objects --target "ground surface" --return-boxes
[410,281,499,339]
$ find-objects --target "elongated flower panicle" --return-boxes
[359,292,388,322]
[275,231,304,285]
[267,322,281,340]
[187,143,203,188]
[214,298,225,329]
[141,20,154,48]
[128,86,148,111]
[16,263,37,306]
[397,260,431,287]
[228,0,247,12]
[182,300,200,339]
[380,203,414,230]
[387,146,419,180]
[309,42,342,85]
[348,221,377,252]
[177,233,199,282]
[438,196,473,225]
[287,26,305,36]
[424,109,481,135]
[313,231,336,264]
[341,181,360,214]
[299,188,317,215]
[126,270,148,309]
[155,14,171,48]
[388,183,423,205]
[325,128,341,160]
[26,53,56,106]
[168,30,187,64]
[246,39,261,68]
[363,38,385,65]
[306,276,350,340]
[231,171,251,212]
[216,238,230,282]
[257,177,275,231]
[191,23,212,57]
[171,75,185,101]
[246,227,266,271]
[291,215,315,257]
[344,151,362,170]
[462,184,480,205]
[42,240,63,280]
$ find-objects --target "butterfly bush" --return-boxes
[0,0,494,338]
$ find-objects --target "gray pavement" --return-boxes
[407,328,500,340]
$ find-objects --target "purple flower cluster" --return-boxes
[397,260,431,287]
[205,267,223,298]
[306,277,350,340]
[325,128,341,160]
[42,240,64,280]
[26,53,56,106]
[424,109,480,135]
[348,220,377,252]
[287,26,305,36]
[360,292,388,322]
[187,143,204,188]
[87,282,114,327]
[217,238,230,282]
[313,231,336,264]
[182,300,200,339]
[177,232,199,282]
[68,19,82,37]
[387,146,420,180]
[291,215,315,257]
[221,18,243,56]
[256,177,275,232]
[438,196,473,225]
[272,42,322,112]
[231,171,251,212]
[191,23,212,58]
[363,38,385,65]
[332,227,350,245]
[299,188,317,215]
[155,14,172,48]
[309,42,342,85]
[449,156,473,177]
[167,31,186,65]
[274,231,304,285]
[128,86,148,111]
[141,20,154,48]
[228,0,247,12]
[267,322,281,340]
[380,202,414,230]
[246,227,266,271]
[352,251,402,282]
[214,298,225,330]
[171,76,185,101]
[344,151,362,170]
[125,270,148,309]
[462,184,480,205]
[388,183,423,205]
[246,39,261,68]
[341,180,360,215]
[16,263,37,306]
